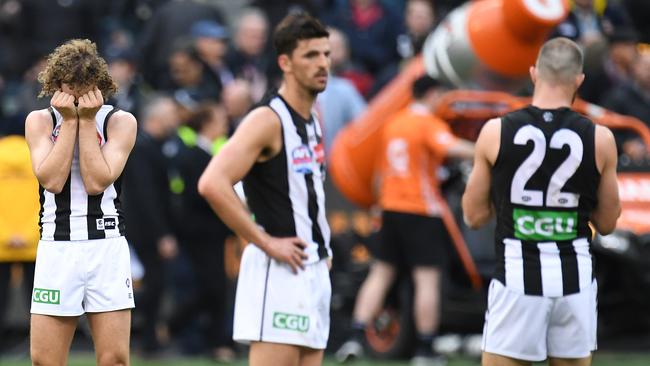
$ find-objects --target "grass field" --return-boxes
[2,353,650,366]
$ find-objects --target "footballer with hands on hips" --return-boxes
[199,12,332,366]
[25,39,137,366]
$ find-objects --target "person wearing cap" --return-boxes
[191,20,234,88]
[336,76,475,365]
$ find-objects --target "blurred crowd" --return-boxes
[1,0,650,362]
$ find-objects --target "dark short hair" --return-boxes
[412,75,443,99]
[272,12,329,56]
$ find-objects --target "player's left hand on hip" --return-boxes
[77,87,104,121]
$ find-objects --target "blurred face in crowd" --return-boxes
[236,13,268,57]
[108,60,136,86]
[223,79,253,121]
[280,38,331,95]
[328,28,349,71]
[169,51,203,87]
[574,0,593,11]
[202,104,230,139]
[611,41,639,74]
[406,0,435,37]
[195,37,228,66]
[634,53,650,91]
[155,99,181,137]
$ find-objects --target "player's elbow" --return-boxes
[42,181,64,194]
[198,174,219,201]
[463,211,487,229]
[592,208,621,236]
[462,195,490,229]
[84,178,112,196]
[38,175,65,194]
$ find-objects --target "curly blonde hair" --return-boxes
[38,39,117,98]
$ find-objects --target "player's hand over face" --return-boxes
[51,91,77,121]
[265,237,309,274]
[77,87,104,121]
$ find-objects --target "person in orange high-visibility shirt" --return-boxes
[336,76,475,365]
[0,131,40,351]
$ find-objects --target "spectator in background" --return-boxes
[137,0,224,89]
[396,0,436,62]
[122,96,181,355]
[323,0,403,76]
[0,126,39,352]
[328,27,373,97]
[106,49,145,114]
[5,0,103,77]
[168,42,222,103]
[168,103,235,363]
[601,50,650,160]
[579,27,638,104]
[315,72,366,153]
[316,30,367,154]
[369,0,438,97]
[222,79,253,129]
[191,20,234,88]
[225,8,272,102]
[553,0,630,46]
[14,57,49,116]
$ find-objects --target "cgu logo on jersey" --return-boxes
[272,312,310,333]
[513,208,577,241]
[33,288,60,304]
[292,145,314,174]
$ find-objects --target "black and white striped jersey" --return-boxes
[491,106,599,297]
[39,105,126,241]
[243,94,331,264]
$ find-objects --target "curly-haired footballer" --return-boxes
[25,39,137,366]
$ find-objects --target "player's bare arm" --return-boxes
[590,125,621,235]
[198,107,309,273]
[78,88,137,195]
[462,118,501,228]
[25,91,78,193]
[446,139,475,160]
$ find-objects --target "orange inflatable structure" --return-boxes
[328,0,650,289]
[330,0,570,208]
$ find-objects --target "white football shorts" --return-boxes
[31,236,135,316]
[482,279,597,361]
[233,244,331,349]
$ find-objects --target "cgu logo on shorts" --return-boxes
[272,312,310,333]
[33,288,60,304]
[513,208,577,241]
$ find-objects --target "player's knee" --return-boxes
[96,350,128,366]
[31,346,64,366]
[31,354,63,366]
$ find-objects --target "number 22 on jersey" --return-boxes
[511,125,583,208]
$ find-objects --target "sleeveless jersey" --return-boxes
[39,105,126,241]
[491,106,600,297]
[243,94,331,264]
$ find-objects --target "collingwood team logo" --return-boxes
[51,124,61,142]
[292,143,325,175]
